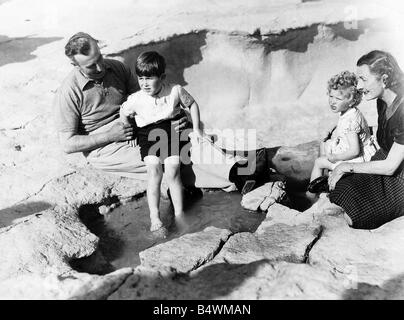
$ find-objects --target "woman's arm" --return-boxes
[327,132,360,162]
[328,142,404,190]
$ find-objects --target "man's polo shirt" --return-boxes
[55,58,138,135]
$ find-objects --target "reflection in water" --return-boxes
[78,191,266,272]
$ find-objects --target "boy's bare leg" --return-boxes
[144,156,164,231]
[164,156,186,226]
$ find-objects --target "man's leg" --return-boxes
[86,141,148,180]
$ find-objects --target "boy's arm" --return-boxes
[119,106,132,125]
[177,86,202,137]
[189,101,202,136]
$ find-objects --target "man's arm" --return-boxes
[59,122,135,154]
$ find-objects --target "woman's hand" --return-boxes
[328,162,350,190]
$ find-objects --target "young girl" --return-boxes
[308,70,377,193]
[120,51,203,233]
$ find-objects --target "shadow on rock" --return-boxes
[108,31,207,88]
[73,203,126,275]
[0,201,52,228]
[111,259,269,300]
[342,273,404,300]
[0,35,63,67]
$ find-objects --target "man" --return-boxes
[55,32,254,188]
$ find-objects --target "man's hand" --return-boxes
[172,115,191,133]
[108,121,135,142]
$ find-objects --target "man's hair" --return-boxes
[64,32,97,59]
[135,51,166,77]
[327,70,362,108]
[357,50,404,94]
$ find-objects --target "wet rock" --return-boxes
[309,215,404,287]
[139,226,232,273]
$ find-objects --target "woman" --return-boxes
[328,50,404,229]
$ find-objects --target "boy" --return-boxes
[120,51,203,233]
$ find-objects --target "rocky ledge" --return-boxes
[2,141,404,300]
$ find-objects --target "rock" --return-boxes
[0,206,98,280]
[0,206,133,299]
[0,268,133,300]
[309,216,404,287]
[269,141,320,189]
[209,220,321,266]
[240,181,286,211]
[139,227,232,273]
[109,261,350,300]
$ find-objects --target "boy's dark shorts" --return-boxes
[138,118,190,162]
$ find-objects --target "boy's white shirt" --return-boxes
[121,83,187,128]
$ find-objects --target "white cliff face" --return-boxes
[1,0,404,300]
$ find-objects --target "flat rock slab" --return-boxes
[210,222,321,266]
[309,215,404,287]
[139,226,232,273]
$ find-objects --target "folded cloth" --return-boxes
[241,181,286,211]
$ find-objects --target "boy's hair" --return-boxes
[327,70,362,107]
[65,32,97,59]
[135,51,166,77]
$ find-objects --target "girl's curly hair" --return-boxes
[327,70,362,107]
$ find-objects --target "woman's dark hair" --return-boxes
[64,32,97,59]
[357,50,404,93]
[135,51,166,77]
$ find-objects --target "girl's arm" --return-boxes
[327,132,360,162]
[329,142,404,190]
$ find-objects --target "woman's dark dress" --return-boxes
[329,94,404,229]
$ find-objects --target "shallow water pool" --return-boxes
[74,190,267,273]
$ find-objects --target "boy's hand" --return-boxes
[194,128,204,143]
